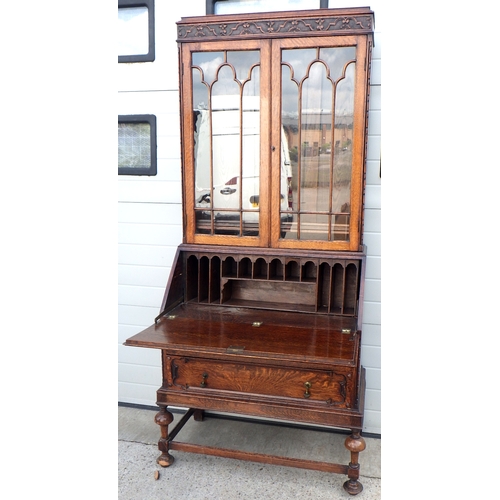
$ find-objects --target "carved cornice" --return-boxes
[177,13,374,41]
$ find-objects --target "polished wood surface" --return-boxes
[125,303,359,366]
[156,246,366,324]
[167,356,356,407]
[156,369,365,429]
[178,14,373,251]
[125,7,373,496]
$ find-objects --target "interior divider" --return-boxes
[183,251,361,316]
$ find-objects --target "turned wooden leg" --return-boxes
[343,431,366,495]
[154,405,175,467]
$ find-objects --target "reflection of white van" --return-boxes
[194,95,292,234]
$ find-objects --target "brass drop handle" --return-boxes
[200,372,208,388]
[304,381,312,398]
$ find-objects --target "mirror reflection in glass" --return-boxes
[280,47,356,242]
[192,50,261,236]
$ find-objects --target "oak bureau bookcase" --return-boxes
[125,6,374,495]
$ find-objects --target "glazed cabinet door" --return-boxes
[178,21,371,251]
[271,35,371,252]
[180,39,271,247]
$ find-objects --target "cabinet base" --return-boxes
[156,406,365,495]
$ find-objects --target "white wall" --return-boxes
[118,0,382,435]
[344,0,382,435]
[118,0,206,406]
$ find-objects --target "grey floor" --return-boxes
[118,405,381,499]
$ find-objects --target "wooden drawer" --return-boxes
[166,356,355,408]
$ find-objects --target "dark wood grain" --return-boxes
[169,441,349,475]
[177,7,374,42]
[124,7,373,495]
[125,303,359,367]
[157,384,364,429]
[168,356,353,405]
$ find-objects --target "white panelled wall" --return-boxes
[118,0,206,406]
[358,0,381,434]
[118,0,382,435]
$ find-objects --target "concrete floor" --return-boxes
[118,405,381,499]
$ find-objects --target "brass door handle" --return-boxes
[304,381,312,398]
[200,372,208,388]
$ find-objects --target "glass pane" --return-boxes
[300,214,330,241]
[320,47,356,82]
[193,66,212,232]
[280,46,356,242]
[281,65,299,238]
[192,50,260,237]
[118,7,148,56]
[227,51,260,83]
[281,48,316,83]
[192,52,225,86]
[118,122,151,169]
[241,76,261,232]
[301,62,332,214]
[332,62,355,240]
[212,65,241,220]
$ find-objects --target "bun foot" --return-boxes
[157,452,174,467]
[343,479,363,495]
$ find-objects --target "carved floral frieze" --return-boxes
[178,15,373,40]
